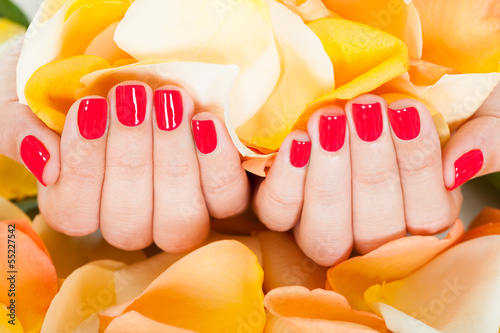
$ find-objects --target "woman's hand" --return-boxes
[0,40,250,252]
[253,94,465,266]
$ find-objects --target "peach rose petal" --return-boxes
[322,0,423,58]
[0,196,30,222]
[468,207,500,230]
[114,0,280,130]
[365,235,500,332]
[413,0,500,74]
[0,220,58,332]
[235,0,334,152]
[32,214,146,278]
[264,286,387,332]
[327,220,464,312]
[84,22,132,65]
[100,241,265,333]
[104,311,197,333]
[41,260,126,333]
[407,59,460,86]
[257,231,328,292]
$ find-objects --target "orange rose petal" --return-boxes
[24,55,112,134]
[257,231,328,292]
[468,207,500,230]
[413,0,500,73]
[241,154,276,177]
[100,241,265,333]
[104,311,197,333]
[327,220,464,312]
[84,22,133,65]
[264,286,387,332]
[0,220,58,332]
[408,59,460,86]
[323,0,423,58]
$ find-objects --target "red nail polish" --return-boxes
[448,149,484,191]
[116,85,147,127]
[192,120,217,154]
[78,98,108,140]
[352,103,383,142]
[290,140,311,168]
[388,107,421,141]
[319,115,346,152]
[20,136,50,186]
[155,90,183,131]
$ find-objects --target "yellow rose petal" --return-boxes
[104,311,197,333]
[0,194,31,222]
[323,0,423,58]
[1,303,23,333]
[235,0,334,152]
[0,18,25,46]
[0,156,37,200]
[365,236,500,332]
[414,0,500,73]
[100,241,265,333]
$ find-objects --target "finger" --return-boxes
[253,131,311,232]
[345,95,406,254]
[100,82,154,250]
[0,36,60,186]
[192,112,250,219]
[152,86,210,253]
[294,106,353,266]
[38,96,109,235]
[388,99,462,234]
[443,83,500,190]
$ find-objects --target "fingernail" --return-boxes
[388,107,421,141]
[290,140,311,168]
[319,114,346,152]
[20,136,50,186]
[192,120,217,154]
[352,103,383,142]
[116,85,147,127]
[447,149,484,191]
[155,90,183,131]
[78,98,108,140]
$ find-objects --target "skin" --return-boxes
[2,40,500,264]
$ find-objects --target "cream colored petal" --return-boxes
[114,0,280,129]
[365,236,500,333]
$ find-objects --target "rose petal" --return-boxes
[0,156,37,201]
[0,19,25,55]
[114,0,280,129]
[0,303,24,332]
[293,18,409,131]
[323,0,423,58]
[32,214,146,278]
[0,220,58,332]
[460,208,500,242]
[468,207,500,230]
[41,260,126,333]
[100,240,265,333]
[235,0,334,152]
[257,231,328,292]
[84,22,132,64]
[0,196,30,222]
[327,220,463,312]
[365,235,500,332]
[104,311,197,333]
[407,59,460,86]
[276,0,330,23]
[264,286,387,332]
[413,0,500,73]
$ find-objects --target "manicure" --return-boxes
[20,136,50,186]
[447,149,484,191]
[352,103,383,142]
[155,90,183,131]
[78,98,108,140]
[388,107,421,141]
[116,85,147,127]
[192,120,217,154]
[290,140,311,168]
[319,114,346,152]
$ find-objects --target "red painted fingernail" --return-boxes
[319,114,346,152]
[388,107,421,141]
[78,98,108,140]
[116,85,147,127]
[155,90,183,131]
[447,149,483,191]
[20,136,50,186]
[352,103,383,142]
[192,120,217,154]
[290,140,311,168]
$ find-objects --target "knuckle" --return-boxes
[107,154,152,179]
[407,201,457,235]
[398,153,440,179]
[306,184,346,207]
[203,169,244,196]
[160,160,198,179]
[353,167,399,187]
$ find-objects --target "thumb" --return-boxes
[0,37,60,186]
[443,83,500,191]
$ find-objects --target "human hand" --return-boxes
[0,41,250,252]
[253,94,465,266]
